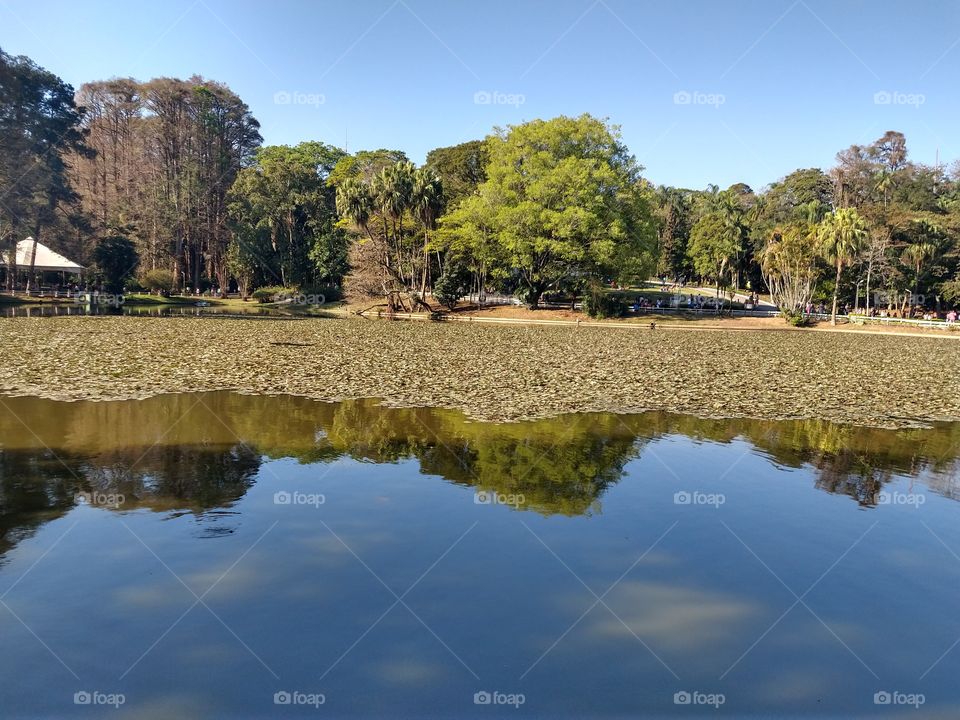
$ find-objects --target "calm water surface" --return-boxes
[1,392,958,718]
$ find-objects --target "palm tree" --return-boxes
[335,178,373,238]
[411,167,444,295]
[874,170,893,208]
[717,191,746,291]
[901,236,938,312]
[817,208,868,324]
[379,162,415,285]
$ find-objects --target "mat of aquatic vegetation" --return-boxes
[0,316,956,428]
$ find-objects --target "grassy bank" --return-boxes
[0,316,956,428]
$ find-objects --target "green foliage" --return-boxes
[425,140,488,208]
[439,114,656,308]
[140,268,175,295]
[941,279,960,304]
[252,285,292,303]
[301,284,343,303]
[433,262,472,310]
[92,235,139,293]
[783,311,811,327]
[582,286,627,318]
[228,142,347,289]
[761,224,820,316]
[817,208,868,322]
[0,48,89,284]
[688,211,741,291]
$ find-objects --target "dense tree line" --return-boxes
[72,76,262,291]
[1,48,958,320]
[653,132,960,322]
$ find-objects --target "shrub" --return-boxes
[301,284,342,303]
[252,285,290,303]
[783,310,811,327]
[433,263,472,310]
[140,268,175,295]
[583,288,627,319]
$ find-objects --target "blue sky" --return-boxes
[2,0,959,190]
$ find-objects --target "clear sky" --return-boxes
[2,0,958,191]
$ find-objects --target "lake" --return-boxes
[1,392,958,717]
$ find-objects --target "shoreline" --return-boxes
[0,315,957,429]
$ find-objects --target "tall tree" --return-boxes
[817,208,868,324]
[228,142,346,289]
[439,115,656,308]
[0,48,89,291]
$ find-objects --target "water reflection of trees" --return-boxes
[1,392,959,557]
[0,442,262,559]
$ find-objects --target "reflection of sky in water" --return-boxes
[0,394,959,717]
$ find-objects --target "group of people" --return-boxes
[801,301,960,322]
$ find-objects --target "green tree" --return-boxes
[760,224,820,318]
[92,234,139,293]
[140,268,175,295]
[687,212,741,311]
[425,139,488,208]
[439,114,655,308]
[228,142,346,289]
[817,208,868,324]
[0,48,90,291]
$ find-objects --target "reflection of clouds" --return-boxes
[295,528,396,563]
[181,562,270,600]
[114,582,193,610]
[588,581,758,654]
[112,560,270,611]
[375,657,445,685]
[747,667,832,706]
[116,694,210,720]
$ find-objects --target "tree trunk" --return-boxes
[25,225,41,293]
[831,261,841,325]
